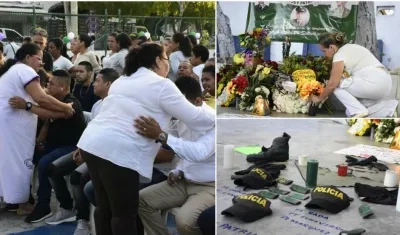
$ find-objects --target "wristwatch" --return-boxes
[25,102,33,111]
[156,132,168,143]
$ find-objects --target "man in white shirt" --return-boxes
[3,39,20,60]
[134,76,215,235]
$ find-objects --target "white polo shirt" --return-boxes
[77,67,215,182]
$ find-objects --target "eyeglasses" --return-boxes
[32,28,48,37]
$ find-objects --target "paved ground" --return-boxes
[216,119,400,235]
[0,193,177,235]
[217,107,346,118]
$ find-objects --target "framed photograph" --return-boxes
[389,131,400,150]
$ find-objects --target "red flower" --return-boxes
[232,75,249,94]
[217,73,222,83]
[271,62,279,70]
[301,59,307,65]
[266,60,272,65]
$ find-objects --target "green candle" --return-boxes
[306,159,319,188]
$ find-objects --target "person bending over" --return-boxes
[313,32,392,117]
[135,76,215,235]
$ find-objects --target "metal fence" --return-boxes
[0,8,215,52]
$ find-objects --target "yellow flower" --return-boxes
[255,64,264,73]
[240,42,245,46]
[233,54,245,64]
[217,83,224,95]
[255,28,262,33]
[265,36,271,44]
[226,81,233,93]
[262,67,271,76]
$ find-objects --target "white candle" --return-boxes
[298,155,308,166]
[223,145,235,169]
[396,181,400,212]
[384,170,399,187]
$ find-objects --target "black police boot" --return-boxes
[246,132,291,163]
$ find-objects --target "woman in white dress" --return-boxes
[76,43,214,235]
[103,33,131,75]
[102,33,118,69]
[313,32,392,117]
[48,38,74,73]
[168,32,192,81]
[0,43,74,210]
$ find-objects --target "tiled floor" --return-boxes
[0,194,178,235]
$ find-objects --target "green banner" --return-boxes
[246,1,358,43]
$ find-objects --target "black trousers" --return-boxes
[81,150,139,235]
[198,206,215,235]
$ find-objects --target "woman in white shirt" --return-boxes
[102,33,131,75]
[76,42,214,235]
[102,33,118,69]
[73,34,101,74]
[312,32,392,117]
[0,43,74,210]
[168,33,192,81]
[48,38,74,73]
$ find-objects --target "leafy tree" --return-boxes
[78,1,215,37]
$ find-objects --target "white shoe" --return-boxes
[74,219,91,235]
[45,207,76,225]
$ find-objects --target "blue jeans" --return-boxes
[36,144,76,208]
[83,167,167,207]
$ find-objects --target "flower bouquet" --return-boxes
[374,119,398,143]
[348,119,381,137]
[238,28,271,60]
[237,60,278,112]
[280,53,331,83]
[271,89,309,114]
[217,73,249,107]
[297,80,325,116]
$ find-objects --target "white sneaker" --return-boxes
[45,207,76,225]
[74,219,91,235]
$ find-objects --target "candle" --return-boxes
[298,155,308,166]
[396,181,400,212]
[223,145,235,169]
[306,159,319,188]
[384,170,398,187]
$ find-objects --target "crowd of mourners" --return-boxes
[0,27,216,235]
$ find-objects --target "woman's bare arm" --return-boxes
[318,61,344,100]
[25,80,73,114]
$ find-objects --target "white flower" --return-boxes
[394,118,400,124]
[255,87,261,93]
[261,86,270,96]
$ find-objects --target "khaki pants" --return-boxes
[138,180,215,235]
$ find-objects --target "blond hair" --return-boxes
[319,32,347,48]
